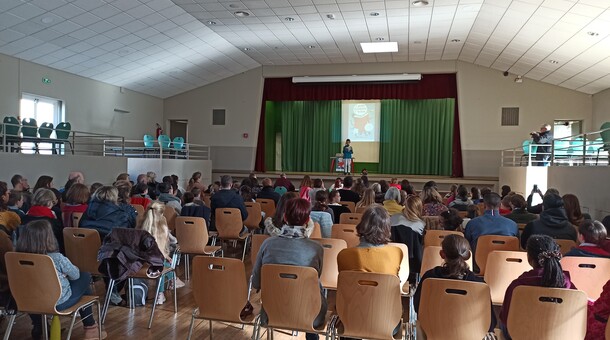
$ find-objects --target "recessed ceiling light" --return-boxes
[284,17,295,21]
[370,12,380,16]
[243,47,251,51]
[117,49,131,56]
[549,59,559,64]
[234,11,250,17]
[326,13,335,19]
[412,0,429,6]
[307,45,316,49]
[451,39,461,42]
[229,4,239,8]
[587,31,599,36]
[375,37,385,41]
[40,16,54,24]
[206,20,217,25]
[360,41,398,53]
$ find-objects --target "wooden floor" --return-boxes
[0,246,313,340]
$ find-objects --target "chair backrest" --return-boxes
[522,139,538,155]
[423,230,463,248]
[255,198,276,218]
[339,201,355,213]
[600,122,610,143]
[355,206,367,214]
[274,186,287,196]
[175,216,210,254]
[312,238,347,289]
[215,208,244,239]
[243,202,262,230]
[251,234,270,264]
[172,137,185,150]
[339,212,363,225]
[163,205,177,232]
[388,242,410,292]
[38,122,54,138]
[21,118,38,137]
[483,251,531,305]
[71,212,83,228]
[561,256,610,300]
[420,246,473,275]
[261,264,322,331]
[310,222,322,239]
[131,203,145,216]
[3,116,20,136]
[475,235,520,275]
[5,252,63,314]
[55,122,71,140]
[422,216,443,230]
[507,286,587,340]
[336,271,402,339]
[192,256,248,323]
[555,239,578,255]
[418,278,491,340]
[143,134,155,148]
[62,227,101,275]
[158,134,171,149]
[331,223,360,248]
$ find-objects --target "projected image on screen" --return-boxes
[347,103,377,141]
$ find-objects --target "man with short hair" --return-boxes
[210,175,248,231]
[10,174,31,213]
[157,182,182,214]
[338,176,360,203]
[464,193,518,260]
[530,123,553,166]
[256,178,281,205]
[273,173,295,192]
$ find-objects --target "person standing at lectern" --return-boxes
[342,139,353,175]
[530,123,553,166]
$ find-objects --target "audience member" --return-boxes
[146,171,159,200]
[500,185,512,199]
[440,208,464,231]
[210,175,248,231]
[264,192,299,236]
[329,177,343,191]
[352,179,365,197]
[0,182,21,232]
[309,178,325,201]
[423,181,437,190]
[157,182,182,215]
[400,179,410,192]
[311,190,335,220]
[239,185,254,202]
[7,191,25,219]
[445,184,458,205]
[420,186,447,216]
[89,182,103,197]
[565,220,610,258]
[391,195,425,235]
[382,187,404,216]
[114,180,133,205]
[504,194,538,224]
[310,191,334,238]
[471,187,482,205]
[527,187,559,214]
[256,178,281,205]
[499,194,513,216]
[190,187,205,206]
[11,174,31,212]
[21,188,64,253]
[80,186,137,240]
[0,211,13,309]
[464,193,518,260]
[299,175,313,202]
[371,183,384,203]
[563,193,591,226]
[585,279,610,340]
[448,185,473,211]
[33,175,53,193]
[115,173,129,182]
[500,235,576,339]
[130,182,152,209]
[389,178,401,189]
[62,183,90,227]
[521,193,577,249]
[328,190,350,224]
[338,176,360,204]
[187,171,205,192]
[273,173,295,192]
[180,192,211,228]
[251,198,325,340]
[360,175,369,188]
[356,188,376,210]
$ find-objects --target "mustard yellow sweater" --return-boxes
[337,245,402,275]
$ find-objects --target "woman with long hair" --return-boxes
[563,194,590,226]
[299,175,313,202]
[421,186,447,216]
[356,188,376,209]
[187,171,205,192]
[62,183,90,227]
[33,175,53,193]
[391,195,426,235]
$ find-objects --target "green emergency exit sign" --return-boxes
[42,77,51,84]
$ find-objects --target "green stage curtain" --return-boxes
[267,100,341,172]
[380,99,455,175]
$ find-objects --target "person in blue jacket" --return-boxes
[342,139,353,175]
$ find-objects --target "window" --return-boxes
[20,93,64,154]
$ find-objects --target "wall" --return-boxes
[0,53,163,139]
[593,88,610,130]
[163,68,264,171]
[127,158,212,190]
[164,60,593,177]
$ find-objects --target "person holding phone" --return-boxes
[342,139,353,175]
[530,124,553,166]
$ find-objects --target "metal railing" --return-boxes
[502,127,609,167]
[102,139,210,160]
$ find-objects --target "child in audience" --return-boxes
[414,234,495,332]
[7,190,25,219]
[62,183,90,227]
[499,194,513,216]
[89,183,103,197]
[18,220,106,340]
[310,190,334,238]
[471,187,482,205]
[389,178,401,189]
[444,184,458,205]
[130,182,152,209]
[0,182,21,234]
[500,235,576,338]
[329,177,343,191]
[448,185,473,211]
[299,175,313,202]
[138,202,183,304]
[21,188,64,253]
[181,192,211,228]
[565,220,610,258]
[440,208,464,231]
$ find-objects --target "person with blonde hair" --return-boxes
[391,195,425,235]
[421,186,447,216]
[356,188,376,210]
[138,201,183,304]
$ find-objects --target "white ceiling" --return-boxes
[1,0,610,98]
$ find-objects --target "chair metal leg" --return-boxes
[185,254,190,280]
[128,278,135,310]
[241,235,250,262]
[173,270,178,313]
[148,276,164,329]
[96,301,102,340]
[101,279,115,324]
[42,315,48,340]
[187,309,197,340]
[66,311,79,339]
[209,320,213,340]
[3,314,16,340]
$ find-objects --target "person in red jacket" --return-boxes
[586,279,610,340]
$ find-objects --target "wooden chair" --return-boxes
[202,194,211,207]
[251,234,270,265]
[418,278,491,340]
[423,230,463,248]
[163,205,177,232]
[475,235,520,275]
[214,208,250,261]
[483,251,531,305]
[507,286,587,340]
[339,201,356,213]
[174,216,223,280]
[331,224,359,248]
[555,239,578,255]
[422,216,443,230]
[255,264,330,339]
[62,228,102,275]
[4,252,102,340]
[332,271,403,339]
[131,203,145,227]
[355,206,367,214]
[312,238,347,290]
[310,222,322,239]
[420,246,473,275]
[388,242,410,294]
[255,198,276,220]
[244,201,262,232]
[339,212,362,225]
[71,212,83,228]
[187,256,254,340]
[561,256,610,300]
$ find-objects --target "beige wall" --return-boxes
[593,88,610,130]
[0,53,163,139]
[166,60,594,177]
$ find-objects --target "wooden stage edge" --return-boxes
[211,170,499,190]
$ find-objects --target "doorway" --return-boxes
[169,120,188,142]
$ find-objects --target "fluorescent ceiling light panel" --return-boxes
[360,42,398,53]
[292,74,422,83]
